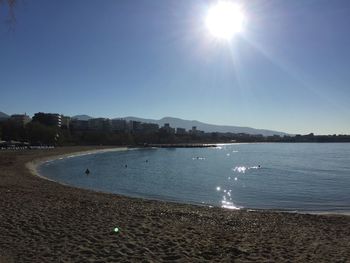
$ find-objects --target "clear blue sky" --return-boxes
[1,0,350,135]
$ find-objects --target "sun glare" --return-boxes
[205,1,245,40]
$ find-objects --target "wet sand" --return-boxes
[0,147,349,262]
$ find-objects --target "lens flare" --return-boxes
[205,1,245,40]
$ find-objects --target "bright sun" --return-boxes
[205,1,245,40]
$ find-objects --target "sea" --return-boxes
[38,143,350,213]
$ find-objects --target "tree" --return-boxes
[26,122,58,145]
[0,120,25,141]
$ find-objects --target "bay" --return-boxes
[39,143,350,213]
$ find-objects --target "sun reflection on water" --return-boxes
[217,164,262,210]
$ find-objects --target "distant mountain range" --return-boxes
[72,115,287,136]
[0,112,9,120]
[1,112,286,136]
[71,115,94,121]
[123,117,288,136]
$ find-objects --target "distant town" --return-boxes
[0,112,349,148]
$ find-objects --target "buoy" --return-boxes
[114,227,119,233]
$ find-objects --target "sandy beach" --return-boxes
[0,147,349,262]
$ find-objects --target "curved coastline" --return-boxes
[1,147,350,262]
[31,146,350,216]
[26,147,129,186]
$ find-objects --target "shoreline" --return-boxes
[26,147,128,184]
[30,147,350,217]
[1,146,350,262]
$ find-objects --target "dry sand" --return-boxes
[0,147,349,262]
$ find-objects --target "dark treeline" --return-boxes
[1,120,350,146]
[0,119,231,146]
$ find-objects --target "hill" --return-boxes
[71,115,93,121]
[123,116,288,136]
[0,112,9,120]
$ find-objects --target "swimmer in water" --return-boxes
[85,168,90,175]
[125,164,128,168]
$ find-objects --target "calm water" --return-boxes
[39,143,350,213]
